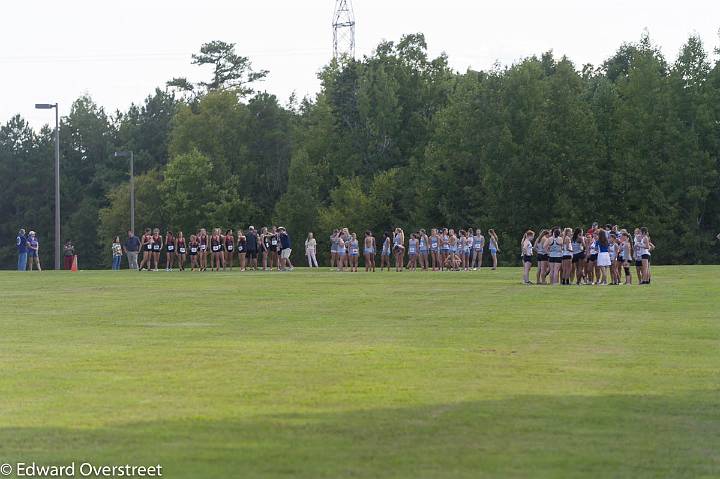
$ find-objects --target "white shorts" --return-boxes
[281,248,292,259]
[597,252,611,267]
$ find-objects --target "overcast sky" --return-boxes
[2,0,719,128]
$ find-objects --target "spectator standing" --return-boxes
[16,228,28,271]
[63,240,75,270]
[112,236,123,270]
[27,231,41,271]
[124,230,141,270]
[305,232,318,268]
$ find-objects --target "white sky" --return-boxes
[1,0,719,128]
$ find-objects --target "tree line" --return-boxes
[2,33,719,269]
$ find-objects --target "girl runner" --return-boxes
[407,233,418,271]
[608,233,619,284]
[139,228,153,271]
[465,229,474,271]
[561,228,573,285]
[381,232,392,271]
[165,230,175,271]
[639,227,652,284]
[585,232,598,284]
[224,229,235,270]
[349,233,360,272]
[210,229,223,272]
[488,229,500,270]
[619,231,633,285]
[329,229,339,269]
[151,228,163,272]
[393,228,405,272]
[429,229,440,271]
[440,229,450,270]
[571,228,585,285]
[521,230,535,285]
[237,229,247,271]
[446,229,460,271]
[418,229,429,271]
[535,229,550,284]
[545,228,563,285]
[198,228,208,272]
[189,235,199,271]
[261,227,270,271]
[363,231,376,272]
[336,235,346,272]
[473,229,485,270]
[269,226,280,270]
[176,232,187,271]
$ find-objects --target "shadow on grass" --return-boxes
[1,391,718,478]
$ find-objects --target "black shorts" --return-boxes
[166,247,175,254]
[635,260,642,267]
[269,244,278,252]
[562,255,572,261]
[617,255,624,263]
[152,247,161,253]
[588,254,598,262]
[538,254,549,262]
[246,250,258,259]
[144,245,153,252]
[523,255,532,264]
[641,254,650,260]
[549,257,562,264]
[178,249,186,255]
[189,251,197,257]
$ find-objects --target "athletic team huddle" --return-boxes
[520,224,655,285]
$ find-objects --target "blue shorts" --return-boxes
[364,248,373,254]
[489,248,497,255]
[419,248,428,254]
[383,250,391,256]
[464,250,471,256]
[29,250,38,258]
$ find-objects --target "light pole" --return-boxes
[114,151,135,233]
[35,103,61,270]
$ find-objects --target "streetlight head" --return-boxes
[35,103,55,109]
[114,151,131,158]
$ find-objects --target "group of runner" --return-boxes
[327,227,500,272]
[520,223,655,285]
[134,226,293,272]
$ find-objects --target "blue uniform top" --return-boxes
[16,234,27,253]
[280,232,291,249]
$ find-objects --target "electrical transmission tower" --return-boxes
[333,0,355,59]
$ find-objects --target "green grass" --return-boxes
[0,266,718,478]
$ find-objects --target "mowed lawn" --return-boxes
[0,266,718,478]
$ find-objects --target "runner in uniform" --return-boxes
[176,232,187,271]
[237,229,247,271]
[164,230,176,272]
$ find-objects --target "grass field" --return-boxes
[0,266,718,478]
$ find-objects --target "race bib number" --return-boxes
[271,239,278,246]
[237,245,244,252]
[200,245,207,251]
[227,245,233,251]
[352,248,359,255]
[212,245,220,252]
[190,248,198,254]
[153,245,160,251]
[179,247,186,254]
[167,245,174,252]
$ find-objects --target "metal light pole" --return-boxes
[35,103,61,270]
[114,151,135,232]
